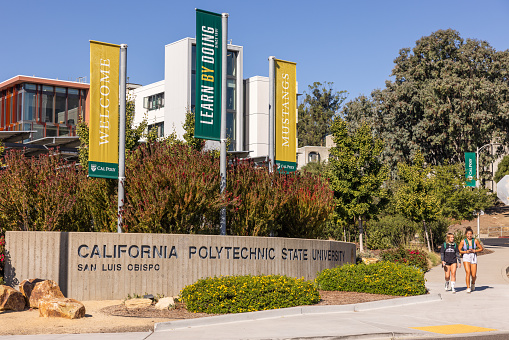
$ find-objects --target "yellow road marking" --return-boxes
[411,324,497,334]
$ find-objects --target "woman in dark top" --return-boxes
[441,232,461,293]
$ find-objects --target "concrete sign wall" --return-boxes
[4,232,355,300]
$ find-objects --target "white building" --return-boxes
[132,38,261,154]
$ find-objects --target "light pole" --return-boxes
[476,143,502,189]
[475,142,502,237]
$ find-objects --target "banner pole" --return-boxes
[117,44,127,233]
[268,56,275,173]
[220,13,229,236]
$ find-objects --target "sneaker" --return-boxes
[445,282,449,291]
[467,288,471,293]
[471,284,475,291]
[451,286,456,293]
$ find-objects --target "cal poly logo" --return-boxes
[91,164,97,172]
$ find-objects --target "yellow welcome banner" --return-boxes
[275,59,297,172]
[89,41,120,179]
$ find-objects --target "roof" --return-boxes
[0,75,89,91]
[0,131,36,143]
[1,134,80,159]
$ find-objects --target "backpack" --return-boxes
[463,238,476,250]
[443,242,456,251]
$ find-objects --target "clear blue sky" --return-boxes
[1,0,508,102]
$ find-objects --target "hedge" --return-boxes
[315,262,427,296]
[180,275,320,314]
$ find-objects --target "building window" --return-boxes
[308,152,321,163]
[55,87,67,124]
[24,84,37,121]
[148,121,164,138]
[143,92,164,111]
[68,89,80,125]
[41,86,54,123]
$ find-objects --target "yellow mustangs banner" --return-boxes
[89,41,120,178]
[275,59,297,172]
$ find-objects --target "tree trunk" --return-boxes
[423,221,431,252]
[359,216,364,253]
[429,227,435,251]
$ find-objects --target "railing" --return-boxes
[485,226,509,238]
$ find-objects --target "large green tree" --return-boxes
[395,154,495,250]
[298,82,347,147]
[344,29,509,170]
[327,120,388,252]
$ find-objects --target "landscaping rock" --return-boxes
[362,257,379,265]
[28,280,64,308]
[19,278,45,305]
[155,297,175,310]
[125,298,152,309]
[0,285,26,311]
[38,298,86,319]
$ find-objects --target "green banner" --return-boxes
[88,161,118,179]
[276,160,297,173]
[465,152,476,187]
[195,9,222,141]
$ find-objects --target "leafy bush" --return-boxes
[0,143,334,239]
[123,143,225,234]
[365,215,418,249]
[227,160,334,238]
[380,247,429,273]
[316,262,427,296]
[494,155,509,183]
[180,275,320,314]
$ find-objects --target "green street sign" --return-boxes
[195,9,222,141]
[465,152,476,187]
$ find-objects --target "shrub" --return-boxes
[180,275,320,314]
[380,247,429,273]
[226,160,334,238]
[315,262,427,296]
[365,214,418,249]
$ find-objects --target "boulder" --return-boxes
[0,285,26,311]
[361,257,379,265]
[19,278,45,305]
[28,280,64,308]
[38,298,86,319]
[125,298,152,309]
[155,297,175,310]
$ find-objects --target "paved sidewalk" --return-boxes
[146,244,509,340]
[3,244,509,340]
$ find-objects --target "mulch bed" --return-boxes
[101,291,399,319]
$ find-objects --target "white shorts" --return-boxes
[463,253,477,264]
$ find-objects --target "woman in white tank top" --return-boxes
[458,227,483,293]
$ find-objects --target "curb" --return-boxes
[154,293,442,332]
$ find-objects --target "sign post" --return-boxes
[89,41,120,179]
[117,44,127,233]
[465,152,476,187]
[89,41,126,233]
[195,9,228,235]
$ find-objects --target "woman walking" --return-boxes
[441,232,461,293]
[459,227,483,293]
